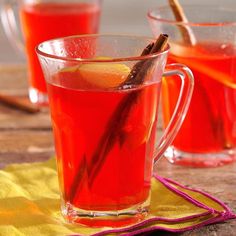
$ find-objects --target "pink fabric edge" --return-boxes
[71,214,234,236]
[69,175,236,236]
[161,176,236,217]
[154,174,215,214]
[122,214,234,236]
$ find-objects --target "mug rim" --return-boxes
[147,5,236,27]
[36,34,170,62]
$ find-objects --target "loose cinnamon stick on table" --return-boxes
[0,93,40,113]
[69,34,169,204]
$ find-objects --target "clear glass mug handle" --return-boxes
[154,63,194,163]
[0,0,25,54]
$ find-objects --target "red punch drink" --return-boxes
[148,4,236,167]
[47,63,161,225]
[37,34,194,227]
[162,42,236,167]
[20,2,101,103]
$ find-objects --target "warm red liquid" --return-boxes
[163,43,236,157]
[20,2,101,93]
[47,70,161,211]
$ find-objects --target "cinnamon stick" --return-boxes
[0,93,40,113]
[168,0,227,146]
[123,34,168,86]
[122,42,154,86]
[68,34,169,204]
[168,0,196,45]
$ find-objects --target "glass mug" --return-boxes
[148,5,236,167]
[36,34,194,227]
[0,0,102,105]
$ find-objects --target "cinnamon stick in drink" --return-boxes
[124,34,168,86]
[69,34,169,204]
[168,0,196,45]
[168,0,228,148]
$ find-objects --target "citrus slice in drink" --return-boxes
[56,57,131,89]
[171,43,236,89]
[77,61,131,89]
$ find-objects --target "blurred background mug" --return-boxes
[148,4,236,167]
[0,0,102,105]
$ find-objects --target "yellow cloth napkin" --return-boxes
[0,158,235,236]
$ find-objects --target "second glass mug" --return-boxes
[148,4,236,167]
[0,0,102,105]
[36,34,194,227]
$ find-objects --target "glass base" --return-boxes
[61,199,149,228]
[165,146,236,168]
[29,87,48,105]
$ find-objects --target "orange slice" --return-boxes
[77,62,130,89]
[174,57,236,89]
[170,43,236,89]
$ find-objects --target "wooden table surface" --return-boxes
[0,65,235,236]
